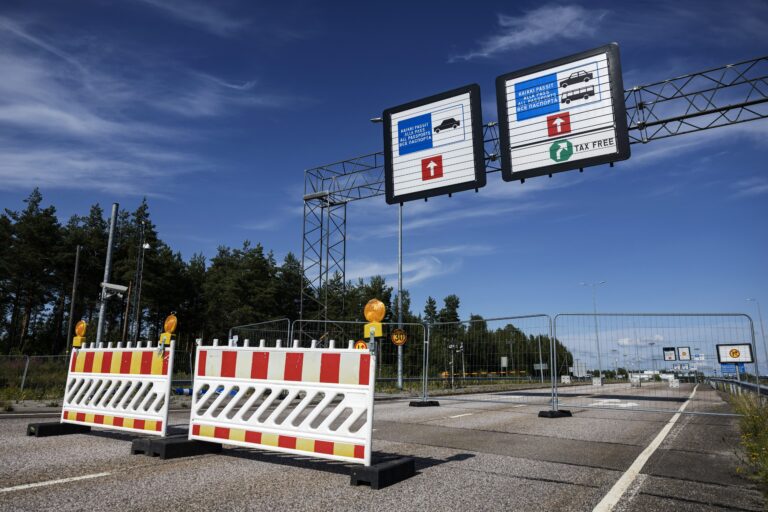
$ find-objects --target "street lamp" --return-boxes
[746,298,767,375]
[132,222,150,342]
[581,281,607,382]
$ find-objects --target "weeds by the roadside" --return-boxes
[732,393,768,492]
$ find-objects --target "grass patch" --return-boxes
[0,401,13,412]
[732,393,768,492]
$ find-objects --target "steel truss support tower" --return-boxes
[300,56,768,320]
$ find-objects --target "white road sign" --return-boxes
[716,343,754,363]
[663,347,676,361]
[677,346,691,361]
[383,84,486,204]
[495,43,630,181]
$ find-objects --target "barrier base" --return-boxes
[131,435,222,459]
[350,456,416,490]
[409,400,440,407]
[27,422,91,437]
[538,409,572,418]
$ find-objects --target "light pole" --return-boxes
[581,281,606,382]
[371,116,404,390]
[132,222,150,342]
[747,298,767,375]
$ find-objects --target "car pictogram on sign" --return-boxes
[560,70,593,88]
[434,118,460,133]
[421,155,443,181]
[546,112,571,137]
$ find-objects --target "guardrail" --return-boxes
[709,378,768,397]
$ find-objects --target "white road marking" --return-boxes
[448,413,473,419]
[0,472,111,493]
[592,384,698,512]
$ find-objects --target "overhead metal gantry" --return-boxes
[300,56,768,320]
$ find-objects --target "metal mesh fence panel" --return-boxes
[291,319,425,397]
[552,313,758,415]
[22,356,69,401]
[428,315,553,406]
[0,355,29,401]
[229,319,291,345]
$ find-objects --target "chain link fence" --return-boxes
[552,313,759,415]
[291,319,425,397]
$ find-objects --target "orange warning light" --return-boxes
[74,320,87,337]
[363,299,386,323]
[163,314,178,334]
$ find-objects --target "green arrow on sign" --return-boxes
[549,139,573,162]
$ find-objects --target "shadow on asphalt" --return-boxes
[221,448,475,476]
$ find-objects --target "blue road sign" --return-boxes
[514,73,560,121]
[398,113,433,155]
[721,363,747,374]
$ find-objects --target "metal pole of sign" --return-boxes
[537,336,544,383]
[96,203,119,345]
[65,244,81,350]
[422,325,429,401]
[397,203,403,390]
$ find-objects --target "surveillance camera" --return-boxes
[101,282,128,293]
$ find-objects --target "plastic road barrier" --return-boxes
[189,340,375,465]
[62,341,175,436]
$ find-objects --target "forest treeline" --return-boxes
[0,190,476,355]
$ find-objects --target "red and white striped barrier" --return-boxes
[189,339,375,465]
[62,341,175,436]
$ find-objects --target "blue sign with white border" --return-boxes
[398,113,432,155]
[514,73,560,121]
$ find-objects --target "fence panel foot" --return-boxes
[538,410,572,418]
[131,434,222,459]
[27,422,91,437]
[409,400,440,407]
[350,456,416,490]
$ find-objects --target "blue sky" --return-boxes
[0,1,766,336]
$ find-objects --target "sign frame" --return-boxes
[663,347,676,361]
[495,43,630,182]
[716,343,754,364]
[677,346,691,361]
[383,84,486,204]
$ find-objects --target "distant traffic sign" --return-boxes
[677,346,691,361]
[663,347,676,361]
[495,43,630,182]
[383,84,486,204]
[354,340,368,350]
[716,343,754,363]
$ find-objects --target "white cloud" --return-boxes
[451,5,608,62]
[135,0,249,37]
[347,255,460,287]
[0,13,300,195]
[731,177,768,198]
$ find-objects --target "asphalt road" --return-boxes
[0,383,764,511]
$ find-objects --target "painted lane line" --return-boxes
[448,413,474,419]
[592,384,698,512]
[0,472,111,493]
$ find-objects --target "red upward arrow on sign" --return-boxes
[547,112,571,137]
[421,155,443,181]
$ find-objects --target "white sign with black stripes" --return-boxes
[383,84,486,204]
[496,43,630,181]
